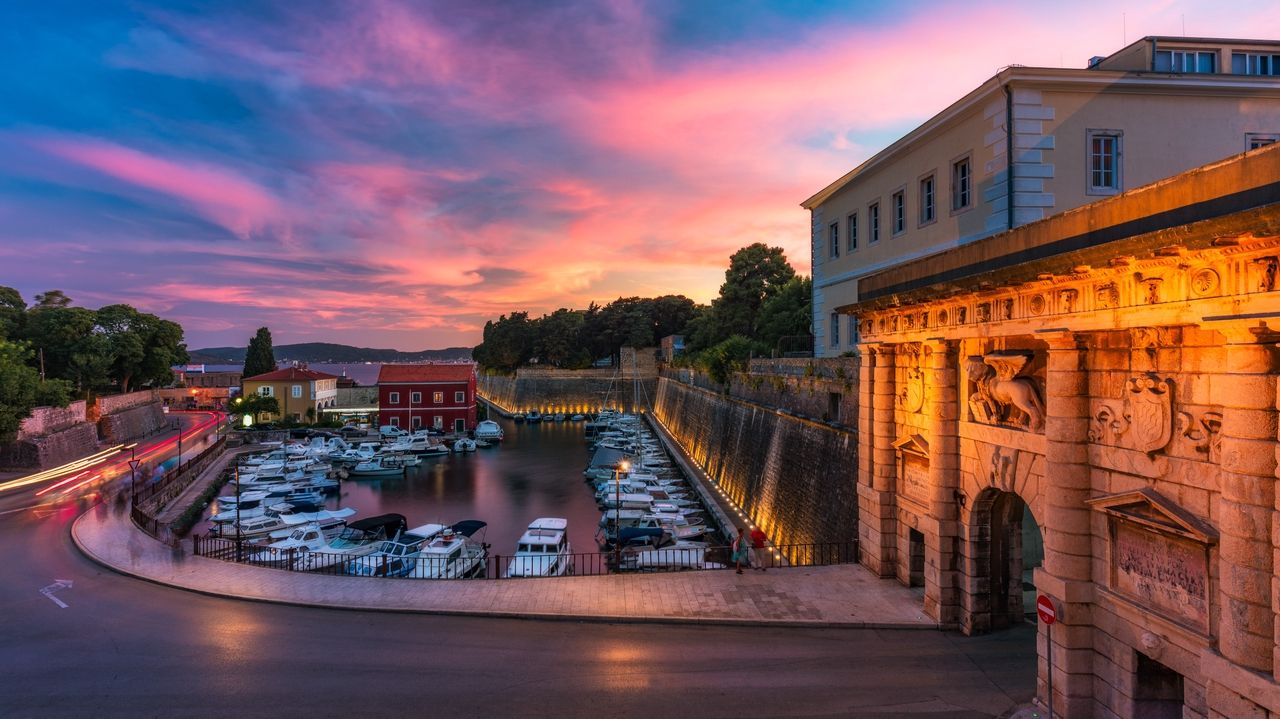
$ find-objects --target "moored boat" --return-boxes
[474,420,504,441]
[505,517,572,577]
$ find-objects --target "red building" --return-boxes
[376,364,477,433]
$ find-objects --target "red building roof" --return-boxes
[377,363,476,383]
[243,367,339,382]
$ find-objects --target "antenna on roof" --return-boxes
[1122,13,1127,45]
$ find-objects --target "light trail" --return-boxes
[34,470,92,497]
[0,411,225,498]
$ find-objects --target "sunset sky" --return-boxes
[3,1,1276,350]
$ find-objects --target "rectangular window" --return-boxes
[1232,52,1280,75]
[433,416,443,429]
[919,175,935,225]
[847,315,858,345]
[830,312,839,347]
[291,385,301,398]
[412,416,422,429]
[432,391,443,403]
[390,417,399,427]
[411,391,422,404]
[891,190,905,235]
[1247,133,1279,150]
[952,157,971,210]
[389,391,400,404]
[1087,130,1123,194]
[846,213,857,251]
[455,391,465,403]
[258,386,273,398]
[455,418,466,432]
[1154,49,1216,73]
[869,202,880,243]
[828,221,839,259]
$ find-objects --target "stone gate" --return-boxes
[845,145,1280,718]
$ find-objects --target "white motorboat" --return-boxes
[288,513,410,571]
[570,414,586,421]
[474,420,503,441]
[505,517,572,577]
[346,523,446,577]
[348,456,407,478]
[210,507,355,540]
[412,521,488,579]
[453,438,477,453]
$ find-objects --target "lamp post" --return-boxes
[613,460,630,566]
[234,464,243,563]
[124,443,140,505]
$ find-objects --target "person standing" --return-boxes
[749,525,769,571]
[731,527,750,575]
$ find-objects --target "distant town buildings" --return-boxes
[241,366,339,422]
[377,363,477,432]
[804,36,1280,356]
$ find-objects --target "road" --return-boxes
[0,417,1036,719]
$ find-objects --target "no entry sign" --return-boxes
[1036,594,1057,625]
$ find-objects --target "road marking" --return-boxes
[40,579,73,609]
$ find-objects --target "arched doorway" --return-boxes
[966,488,1043,632]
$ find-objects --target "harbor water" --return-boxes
[206,417,608,556]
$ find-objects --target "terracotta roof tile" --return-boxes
[242,367,339,382]
[377,363,476,383]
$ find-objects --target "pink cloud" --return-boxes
[35,137,282,239]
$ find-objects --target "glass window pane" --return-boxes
[1232,53,1247,74]
[1154,51,1171,72]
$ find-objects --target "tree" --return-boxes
[242,327,276,379]
[0,286,25,340]
[472,313,534,372]
[698,335,757,387]
[23,304,102,391]
[755,276,813,354]
[692,244,797,350]
[0,341,72,441]
[33,290,72,308]
[96,305,188,392]
[229,394,280,425]
[533,309,591,368]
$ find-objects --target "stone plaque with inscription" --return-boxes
[902,454,930,505]
[1112,521,1208,632]
[1089,488,1217,635]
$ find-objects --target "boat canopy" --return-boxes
[618,527,664,544]
[451,520,487,537]
[347,513,407,535]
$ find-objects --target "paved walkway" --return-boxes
[73,504,937,628]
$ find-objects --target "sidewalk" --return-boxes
[73,504,938,629]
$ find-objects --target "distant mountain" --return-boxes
[188,343,473,364]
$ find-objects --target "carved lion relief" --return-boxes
[965,352,1046,433]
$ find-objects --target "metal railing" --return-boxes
[133,436,226,509]
[191,536,858,579]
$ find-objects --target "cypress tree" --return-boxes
[242,327,276,379]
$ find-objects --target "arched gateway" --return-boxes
[964,489,1043,633]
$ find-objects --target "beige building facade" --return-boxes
[241,367,339,423]
[845,144,1280,717]
[804,36,1280,357]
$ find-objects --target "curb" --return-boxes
[71,509,945,631]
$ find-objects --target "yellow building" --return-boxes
[803,36,1280,356]
[240,367,339,423]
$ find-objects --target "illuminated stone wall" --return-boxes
[652,376,857,547]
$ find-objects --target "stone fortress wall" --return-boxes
[651,376,858,549]
[2,390,170,469]
[478,347,660,415]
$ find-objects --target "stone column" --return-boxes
[857,345,875,490]
[1038,331,1095,718]
[924,339,960,625]
[1208,324,1277,676]
[858,343,898,577]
